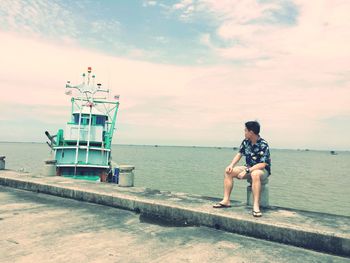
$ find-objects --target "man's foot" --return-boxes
[213,203,231,208]
[252,210,262,217]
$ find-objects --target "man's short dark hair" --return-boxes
[245,121,260,135]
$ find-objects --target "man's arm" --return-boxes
[230,153,242,167]
[248,162,267,172]
[225,153,242,173]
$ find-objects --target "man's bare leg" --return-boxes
[220,167,242,206]
[222,173,233,205]
[251,170,264,212]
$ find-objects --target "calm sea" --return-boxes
[1,142,349,217]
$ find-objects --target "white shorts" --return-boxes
[235,166,269,184]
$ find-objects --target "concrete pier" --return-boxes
[2,186,348,263]
[0,170,349,258]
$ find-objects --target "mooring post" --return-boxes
[0,156,5,170]
[44,159,57,176]
[118,165,135,187]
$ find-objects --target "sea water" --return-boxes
[1,142,349,217]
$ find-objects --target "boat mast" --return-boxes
[85,68,95,164]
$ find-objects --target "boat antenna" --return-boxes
[107,67,111,110]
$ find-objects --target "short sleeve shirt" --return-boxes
[239,138,271,175]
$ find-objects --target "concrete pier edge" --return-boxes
[0,171,349,258]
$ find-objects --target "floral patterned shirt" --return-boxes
[239,137,271,175]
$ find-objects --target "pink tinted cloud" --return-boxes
[0,25,349,148]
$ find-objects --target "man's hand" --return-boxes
[237,170,246,179]
[225,165,233,173]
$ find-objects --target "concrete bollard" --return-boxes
[44,159,57,176]
[118,165,135,187]
[0,156,5,170]
[246,177,269,208]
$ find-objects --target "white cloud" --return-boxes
[216,45,266,60]
[154,36,169,44]
[173,0,193,10]
[0,31,349,148]
[0,0,79,39]
[0,1,349,149]
[143,1,157,7]
[199,0,280,23]
[170,0,197,21]
[199,33,210,44]
[91,20,121,34]
[164,1,350,66]
[200,1,350,62]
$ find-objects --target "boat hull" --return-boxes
[54,146,111,182]
[55,147,110,167]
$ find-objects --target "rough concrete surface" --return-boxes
[0,170,349,259]
[1,186,349,263]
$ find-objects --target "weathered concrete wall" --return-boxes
[0,170,349,257]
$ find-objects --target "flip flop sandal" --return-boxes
[213,203,232,208]
[252,210,262,217]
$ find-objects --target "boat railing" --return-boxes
[65,124,103,142]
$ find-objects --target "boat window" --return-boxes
[73,114,89,124]
[96,116,106,126]
[73,114,104,125]
[73,114,80,124]
[81,114,90,125]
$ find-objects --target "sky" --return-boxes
[0,0,349,150]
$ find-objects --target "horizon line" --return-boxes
[0,141,347,152]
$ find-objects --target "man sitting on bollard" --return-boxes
[213,121,271,217]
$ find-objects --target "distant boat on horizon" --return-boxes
[330,150,338,155]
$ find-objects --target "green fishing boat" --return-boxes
[45,67,120,181]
